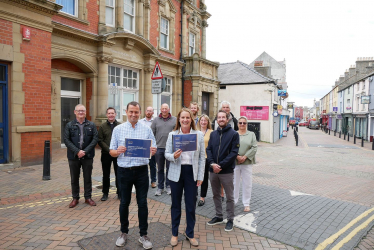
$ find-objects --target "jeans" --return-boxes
[101,153,119,195]
[149,155,157,183]
[209,172,235,220]
[118,165,149,236]
[68,158,93,200]
[169,165,197,238]
[155,148,170,189]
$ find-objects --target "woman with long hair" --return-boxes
[197,114,212,206]
[234,116,257,212]
[165,108,205,247]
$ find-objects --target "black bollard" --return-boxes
[344,133,346,140]
[329,129,330,135]
[334,130,336,136]
[362,137,364,147]
[296,133,298,146]
[354,135,356,144]
[43,140,51,180]
[348,133,350,142]
[372,139,374,150]
[339,131,341,138]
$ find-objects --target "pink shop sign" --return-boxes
[240,106,269,120]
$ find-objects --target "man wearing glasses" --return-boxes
[64,104,98,208]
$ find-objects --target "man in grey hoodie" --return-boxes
[151,103,177,196]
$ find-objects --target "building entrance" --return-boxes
[202,92,210,116]
[0,64,8,163]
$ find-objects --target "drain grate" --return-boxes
[78,222,186,250]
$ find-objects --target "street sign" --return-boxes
[152,79,162,94]
[151,62,163,80]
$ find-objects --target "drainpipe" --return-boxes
[180,0,185,107]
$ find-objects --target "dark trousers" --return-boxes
[68,158,93,200]
[169,165,197,238]
[149,155,157,183]
[101,153,119,195]
[200,159,210,198]
[155,148,170,189]
[118,166,149,236]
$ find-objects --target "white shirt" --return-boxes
[138,117,154,128]
[179,128,193,165]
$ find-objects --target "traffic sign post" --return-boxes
[151,62,164,115]
[152,79,162,94]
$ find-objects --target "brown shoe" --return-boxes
[170,236,178,246]
[69,199,79,208]
[151,182,157,188]
[85,198,96,206]
[185,234,198,247]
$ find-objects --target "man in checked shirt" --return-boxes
[110,101,157,250]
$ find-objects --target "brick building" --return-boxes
[0,0,220,167]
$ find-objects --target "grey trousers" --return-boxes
[209,172,235,221]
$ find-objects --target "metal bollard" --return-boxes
[362,137,364,147]
[354,135,356,144]
[348,133,350,142]
[329,129,330,135]
[43,140,51,180]
[372,139,374,150]
[339,131,341,138]
[334,130,336,136]
[344,133,346,140]
[296,133,298,146]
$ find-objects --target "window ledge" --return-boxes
[159,47,175,55]
[57,12,90,25]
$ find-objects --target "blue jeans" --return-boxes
[149,155,157,183]
[118,165,149,236]
[155,148,170,189]
[169,165,197,238]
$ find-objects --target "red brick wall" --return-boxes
[0,18,12,45]
[184,79,192,107]
[21,132,50,166]
[86,77,92,121]
[20,25,52,165]
[52,1,99,34]
[150,0,181,60]
[51,59,84,73]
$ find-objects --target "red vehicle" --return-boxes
[299,120,306,126]
[304,120,310,127]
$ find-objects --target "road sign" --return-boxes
[151,62,163,80]
[152,79,162,94]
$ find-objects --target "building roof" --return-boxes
[218,60,274,85]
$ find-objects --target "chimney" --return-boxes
[344,69,349,81]
[356,57,374,76]
[339,75,345,83]
[349,65,356,77]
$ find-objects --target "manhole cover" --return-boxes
[253,173,276,179]
[78,222,186,250]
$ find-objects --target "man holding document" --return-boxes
[109,101,157,249]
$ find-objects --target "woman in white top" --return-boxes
[165,108,205,247]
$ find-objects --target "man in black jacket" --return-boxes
[212,101,238,131]
[206,110,240,232]
[64,104,98,208]
[98,107,120,201]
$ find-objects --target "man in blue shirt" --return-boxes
[110,101,157,249]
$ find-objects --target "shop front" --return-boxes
[354,115,367,139]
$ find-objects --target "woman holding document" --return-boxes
[165,108,205,247]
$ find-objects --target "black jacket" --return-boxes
[206,124,240,174]
[98,120,120,154]
[212,112,239,131]
[64,119,98,160]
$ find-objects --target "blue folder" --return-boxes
[172,134,197,152]
[124,138,152,158]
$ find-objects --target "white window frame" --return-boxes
[153,77,172,116]
[105,0,115,27]
[160,17,169,50]
[108,64,139,121]
[57,0,78,17]
[124,0,135,32]
[189,32,195,56]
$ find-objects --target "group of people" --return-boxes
[63,100,257,249]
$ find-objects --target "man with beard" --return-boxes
[139,106,157,188]
[189,102,199,125]
[206,110,239,232]
[212,101,239,131]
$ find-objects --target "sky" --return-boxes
[205,0,374,107]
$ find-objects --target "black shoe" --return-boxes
[198,199,205,206]
[101,194,108,201]
[225,220,234,232]
[207,217,224,226]
[221,196,224,201]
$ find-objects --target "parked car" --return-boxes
[299,120,306,126]
[309,120,320,129]
[289,120,296,125]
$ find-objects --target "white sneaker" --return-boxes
[115,233,127,247]
[166,186,171,195]
[155,188,163,196]
[139,235,153,249]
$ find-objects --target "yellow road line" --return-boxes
[315,207,374,250]
[331,214,374,250]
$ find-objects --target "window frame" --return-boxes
[123,0,135,32]
[108,64,139,121]
[105,0,116,27]
[160,17,170,50]
[57,0,78,17]
[189,32,196,56]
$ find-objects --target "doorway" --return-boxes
[60,78,81,144]
[202,92,210,116]
[0,64,8,163]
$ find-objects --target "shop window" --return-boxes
[108,65,138,120]
[189,32,195,56]
[124,0,135,32]
[153,77,172,116]
[160,18,169,49]
[106,0,115,26]
[56,0,77,16]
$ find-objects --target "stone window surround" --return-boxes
[188,31,196,56]
[157,0,176,54]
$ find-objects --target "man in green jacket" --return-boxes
[98,107,121,201]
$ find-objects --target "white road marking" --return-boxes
[233,211,258,233]
[289,190,313,196]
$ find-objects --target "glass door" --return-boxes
[0,64,8,163]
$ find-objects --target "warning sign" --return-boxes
[151,62,163,80]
